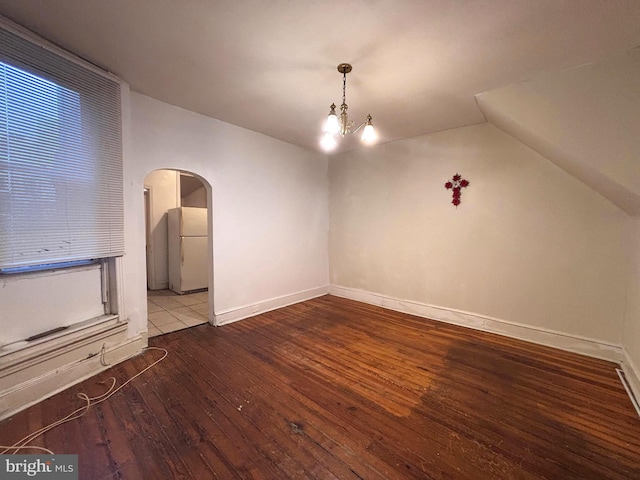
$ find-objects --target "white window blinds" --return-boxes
[0,25,124,270]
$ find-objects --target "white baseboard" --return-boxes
[621,349,640,415]
[214,286,329,326]
[329,285,623,362]
[0,328,144,421]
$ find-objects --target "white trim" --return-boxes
[329,285,623,362]
[0,261,101,281]
[143,187,156,291]
[214,286,329,326]
[621,349,640,416]
[140,331,150,349]
[0,315,120,368]
[113,256,126,318]
[0,322,144,421]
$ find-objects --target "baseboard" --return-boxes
[214,286,329,326]
[621,349,640,415]
[329,285,623,362]
[0,332,144,421]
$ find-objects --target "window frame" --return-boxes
[0,17,125,276]
[0,17,126,322]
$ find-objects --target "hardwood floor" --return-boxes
[1,295,639,479]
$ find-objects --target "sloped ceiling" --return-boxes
[0,0,639,155]
[477,48,640,214]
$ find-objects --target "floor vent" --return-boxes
[616,368,640,419]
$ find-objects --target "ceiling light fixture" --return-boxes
[321,63,376,151]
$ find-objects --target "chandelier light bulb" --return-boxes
[361,115,376,144]
[325,103,340,135]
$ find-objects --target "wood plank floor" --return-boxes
[1,295,639,479]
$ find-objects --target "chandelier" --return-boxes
[320,63,376,151]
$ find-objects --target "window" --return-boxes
[0,25,123,272]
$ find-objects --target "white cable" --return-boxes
[1,346,168,455]
[100,343,110,366]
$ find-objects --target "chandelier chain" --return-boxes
[342,71,347,105]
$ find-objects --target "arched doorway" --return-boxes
[143,169,212,337]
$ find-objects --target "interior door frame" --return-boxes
[143,186,156,290]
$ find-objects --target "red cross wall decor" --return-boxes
[444,173,469,207]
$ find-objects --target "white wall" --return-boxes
[144,169,179,290]
[0,265,105,346]
[329,123,629,347]
[125,93,329,334]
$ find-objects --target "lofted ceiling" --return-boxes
[0,0,639,154]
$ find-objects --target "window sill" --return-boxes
[0,314,123,376]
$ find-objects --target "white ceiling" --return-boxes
[0,0,639,154]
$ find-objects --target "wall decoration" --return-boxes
[444,173,470,207]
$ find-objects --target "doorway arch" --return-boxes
[143,168,214,336]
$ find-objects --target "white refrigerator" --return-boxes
[168,207,208,294]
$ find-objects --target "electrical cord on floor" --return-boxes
[0,346,168,455]
[100,343,110,367]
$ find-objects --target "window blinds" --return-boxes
[0,25,124,270]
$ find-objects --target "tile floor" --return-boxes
[147,289,209,338]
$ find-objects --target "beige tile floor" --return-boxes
[147,289,209,338]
